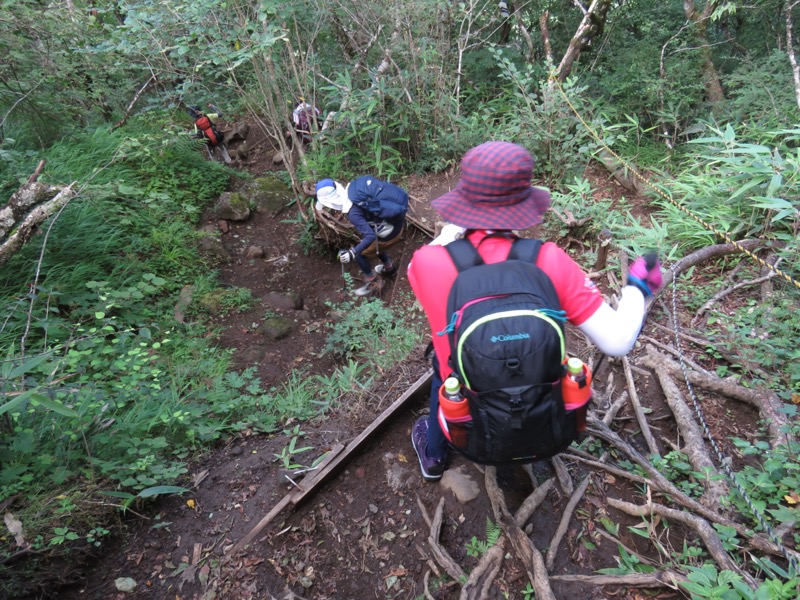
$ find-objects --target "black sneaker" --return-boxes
[411,417,445,481]
[375,263,398,278]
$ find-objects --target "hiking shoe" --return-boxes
[374,263,398,278]
[411,416,445,481]
[354,276,383,297]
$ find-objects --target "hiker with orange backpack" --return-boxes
[408,141,663,481]
[188,103,231,163]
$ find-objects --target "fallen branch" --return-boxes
[0,183,76,267]
[112,74,156,131]
[608,497,757,589]
[545,475,591,571]
[641,346,728,511]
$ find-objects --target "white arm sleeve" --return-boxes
[576,286,646,357]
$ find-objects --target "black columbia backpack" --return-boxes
[439,236,579,465]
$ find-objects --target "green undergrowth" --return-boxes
[0,117,430,597]
[0,119,250,596]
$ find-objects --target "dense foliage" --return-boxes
[1,0,799,597]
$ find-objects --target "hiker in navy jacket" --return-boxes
[315,177,407,297]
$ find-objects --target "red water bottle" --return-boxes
[562,357,592,432]
[437,377,470,449]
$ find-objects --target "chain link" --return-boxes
[668,266,799,575]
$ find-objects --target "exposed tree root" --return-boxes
[514,478,555,528]
[642,347,728,510]
[639,347,789,448]
[485,467,557,600]
[546,475,591,571]
[692,266,779,328]
[550,571,687,588]
[639,334,712,376]
[427,498,467,583]
[587,419,795,560]
[608,498,757,589]
[622,356,660,458]
[550,455,574,495]
[459,542,504,600]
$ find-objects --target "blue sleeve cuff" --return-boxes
[627,275,652,297]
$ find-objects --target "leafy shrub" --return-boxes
[324,294,424,370]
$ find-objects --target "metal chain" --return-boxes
[668,266,799,575]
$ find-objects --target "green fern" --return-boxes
[465,517,501,557]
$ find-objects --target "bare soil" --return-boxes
[54,122,762,600]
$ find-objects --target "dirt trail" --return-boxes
[57,123,758,600]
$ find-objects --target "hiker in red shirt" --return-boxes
[408,141,663,481]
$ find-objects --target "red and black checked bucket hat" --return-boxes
[432,141,551,230]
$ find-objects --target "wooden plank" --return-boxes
[291,368,433,504]
[228,368,433,554]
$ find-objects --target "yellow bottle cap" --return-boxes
[444,377,460,394]
[567,357,583,374]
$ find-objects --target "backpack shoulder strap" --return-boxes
[445,238,484,272]
[507,238,543,263]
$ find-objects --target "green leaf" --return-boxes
[99,491,136,500]
[137,486,190,499]
[29,395,79,418]
[0,389,43,416]
[8,353,52,379]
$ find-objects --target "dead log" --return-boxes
[0,182,76,267]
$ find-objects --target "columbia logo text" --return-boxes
[491,333,530,343]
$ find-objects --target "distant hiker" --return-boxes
[408,141,663,481]
[291,98,321,145]
[315,176,409,297]
[188,103,231,163]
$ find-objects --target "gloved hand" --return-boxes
[627,252,663,296]
[338,248,355,264]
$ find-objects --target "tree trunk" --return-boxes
[683,0,726,104]
[554,0,613,82]
[786,0,800,110]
